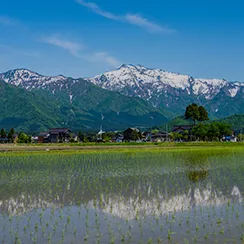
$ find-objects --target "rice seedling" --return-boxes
[0,148,244,243]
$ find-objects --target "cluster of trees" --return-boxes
[185,103,209,125]
[237,134,244,141]
[0,128,15,143]
[17,132,32,143]
[169,104,233,141]
[192,122,232,141]
[169,130,189,141]
[169,122,232,142]
[0,128,32,143]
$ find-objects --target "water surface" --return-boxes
[0,149,244,243]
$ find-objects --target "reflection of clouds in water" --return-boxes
[87,185,242,220]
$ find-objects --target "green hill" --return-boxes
[161,114,244,132]
[0,79,168,132]
[217,114,244,130]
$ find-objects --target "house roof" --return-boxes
[38,132,50,136]
[153,132,168,136]
[172,125,193,131]
[124,128,139,132]
[49,128,71,133]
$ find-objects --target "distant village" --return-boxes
[0,104,243,144]
[0,125,242,144]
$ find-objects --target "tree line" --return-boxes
[0,103,241,143]
[170,103,234,141]
[170,122,232,141]
[0,128,15,143]
[0,128,31,143]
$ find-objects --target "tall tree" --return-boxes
[0,128,6,138]
[185,103,200,125]
[7,128,15,143]
[185,104,209,125]
[198,106,209,121]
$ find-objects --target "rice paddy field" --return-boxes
[0,147,244,243]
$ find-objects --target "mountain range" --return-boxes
[0,64,244,132]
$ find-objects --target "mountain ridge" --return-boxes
[0,69,169,132]
[1,65,244,130]
[87,64,244,117]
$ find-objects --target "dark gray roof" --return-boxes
[38,132,49,136]
[172,125,193,131]
[49,128,71,133]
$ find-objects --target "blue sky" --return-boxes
[0,0,244,80]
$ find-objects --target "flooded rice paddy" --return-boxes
[0,149,244,243]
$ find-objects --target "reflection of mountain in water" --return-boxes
[88,185,242,220]
[0,183,242,219]
[0,151,243,218]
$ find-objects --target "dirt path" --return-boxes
[0,144,161,152]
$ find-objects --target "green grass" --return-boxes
[11,141,244,147]
[1,141,244,156]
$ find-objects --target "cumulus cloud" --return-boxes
[75,0,175,34]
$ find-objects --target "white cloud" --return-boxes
[75,0,120,20]
[42,35,120,67]
[75,0,175,34]
[89,52,120,67]
[42,35,83,58]
[125,14,175,34]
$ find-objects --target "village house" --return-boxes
[150,131,169,142]
[123,128,141,142]
[37,128,71,143]
[172,125,193,133]
[112,133,124,142]
[49,128,71,143]
[0,134,18,143]
[38,132,50,143]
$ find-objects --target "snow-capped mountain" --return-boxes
[89,64,243,100]
[0,68,169,131]
[0,68,67,90]
[1,65,244,118]
[88,64,244,117]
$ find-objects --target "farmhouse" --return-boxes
[38,128,71,143]
[38,132,50,143]
[172,125,193,133]
[49,128,71,143]
[123,128,140,142]
[150,131,169,142]
[112,133,124,142]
